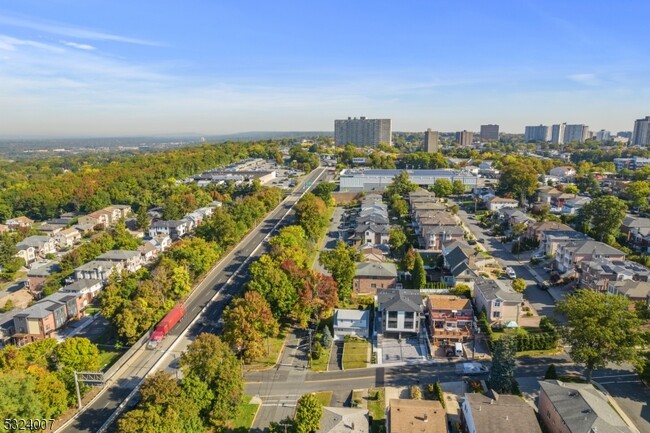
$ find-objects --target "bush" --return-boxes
[312,341,323,360]
[545,364,558,380]
[1,299,15,312]
[410,385,422,400]
[322,326,332,348]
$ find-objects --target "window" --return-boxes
[492,311,501,318]
[494,300,501,307]
[405,312,414,320]
[371,283,377,288]
[388,311,397,319]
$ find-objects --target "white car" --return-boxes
[505,267,516,279]
[532,251,546,260]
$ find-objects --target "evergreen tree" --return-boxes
[412,251,426,290]
[488,336,517,394]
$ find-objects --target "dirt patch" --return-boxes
[1,287,36,309]
[332,192,361,205]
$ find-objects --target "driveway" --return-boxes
[329,340,343,371]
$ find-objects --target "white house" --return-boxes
[333,309,370,339]
[486,196,519,211]
[54,228,82,249]
[549,166,577,181]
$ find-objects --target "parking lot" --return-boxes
[380,336,429,364]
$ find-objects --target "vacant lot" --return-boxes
[342,339,370,369]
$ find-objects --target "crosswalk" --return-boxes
[258,394,300,407]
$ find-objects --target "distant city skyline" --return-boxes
[1,1,649,137]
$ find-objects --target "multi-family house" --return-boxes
[539,230,590,256]
[408,189,436,208]
[15,236,56,263]
[74,260,124,282]
[538,187,576,209]
[420,225,465,251]
[608,280,650,306]
[5,216,34,230]
[441,241,484,287]
[333,309,370,339]
[388,399,446,433]
[353,262,397,295]
[377,289,424,338]
[353,224,390,246]
[426,295,473,344]
[38,223,66,236]
[486,197,519,211]
[621,216,650,239]
[495,208,535,227]
[579,258,650,292]
[78,205,131,228]
[538,380,635,433]
[137,242,158,262]
[61,279,103,306]
[526,221,573,242]
[549,166,577,181]
[359,246,385,263]
[13,300,68,343]
[26,261,60,292]
[148,219,189,240]
[317,407,370,433]
[411,202,447,215]
[461,391,543,433]
[54,227,82,248]
[554,240,625,273]
[473,278,522,326]
[149,234,173,252]
[561,196,591,215]
[96,250,142,273]
[48,291,85,321]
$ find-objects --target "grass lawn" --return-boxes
[228,396,260,432]
[342,339,370,370]
[310,347,330,372]
[245,331,287,371]
[367,388,385,433]
[98,349,123,371]
[311,391,333,407]
[84,305,101,316]
[351,389,364,408]
[516,348,563,357]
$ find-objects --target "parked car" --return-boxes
[532,251,546,260]
[537,280,551,290]
[505,266,516,279]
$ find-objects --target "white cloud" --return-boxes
[0,14,160,46]
[62,41,95,51]
[568,73,600,86]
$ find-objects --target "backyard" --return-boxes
[366,388,386,433]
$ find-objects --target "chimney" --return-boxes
[423,414,428,423]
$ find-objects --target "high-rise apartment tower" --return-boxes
[423,129,439,153]
[334,117,392,147]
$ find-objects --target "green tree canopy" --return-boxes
[385,171,417,197]
[432,178,453,197]
[556,289,644,382]
[488,336,517,394]
[511,278,526,293]
[295,393,323,433]
[497,161,539,205]
[412,251,426,290]
[319,241,359,302]
[576,196,627,242]
[625,180,650,210]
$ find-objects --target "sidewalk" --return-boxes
[591,380,642,433]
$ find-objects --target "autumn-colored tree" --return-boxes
[402,246,417,271]
[247,254,298,319]
[223,291,280,362]
[293,270,338,328]
[319,241,359,302]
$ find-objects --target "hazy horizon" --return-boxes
[1,1,649,136]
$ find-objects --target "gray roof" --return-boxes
[15,300,64,319]
[342,169,465,177]
[543,230,590,241]
[48,291,79,304]
[473,278,523,303]
[334,309,369,322]
[610,280,650,299]
[16,235,51,248]
[356,262,397,278]
[463,392,542,433]
[75,260,118,272]
[445,246,471,269]
[377,289,423,313]
[96,250,140,261]
[150,219,187,228]
[61,279,103,293]
[422,225,464,236]
[317,407,369,433]
[622,216,650,228]
[355,224,390,235]
[539,380,635,433]
[566,240,625,256]
[27,261,61,277]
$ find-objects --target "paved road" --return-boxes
[58,167,328,433]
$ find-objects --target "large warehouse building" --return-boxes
[339,169,478,192]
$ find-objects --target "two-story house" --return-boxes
[549,166,577,181]
[538,380,635,433]
[353,262,397,295]
[74,260,124,282]
[539,229,590,256]
[15,236,56,263]
[526,221,573,242]
[561,196,591,215]
[620,216,650,240]
[473,278,523,326]
[5,216,34,230]
[554,240,625,273]
[148,220,189,240]
[421,225,465,251]
[579,258,650,292]
[608,280,650,306]
[461,391,543,433]
[486,197,519,212]
[54,227,82,249]
[96,250,142,273]
[333,309,370,339]
[426,295,473,344]
[388,399,446,433]
[377,289,424,339]
[353,224,390,246]
[61,279,103,306]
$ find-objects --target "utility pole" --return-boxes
[279,422,292,433]
[73,371,105,410]
[73,372,82,410]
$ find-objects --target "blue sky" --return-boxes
[1,1,649,137]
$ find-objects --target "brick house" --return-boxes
[538,380,635,433]
[13,300,67,343]
[426,295,473,344]
[353,262,397,295]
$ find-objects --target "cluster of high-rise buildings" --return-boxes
[333,115,650,149]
